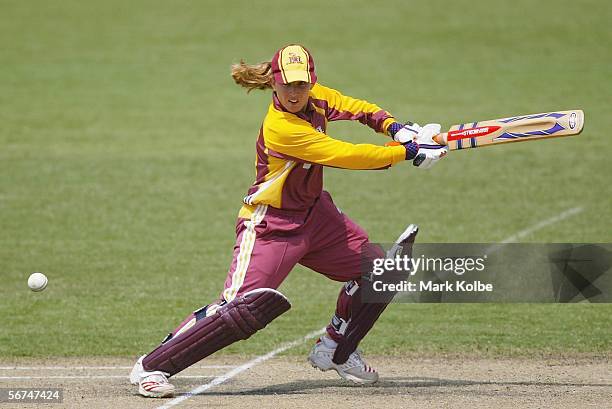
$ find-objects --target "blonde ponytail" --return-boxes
[231,60,273,93]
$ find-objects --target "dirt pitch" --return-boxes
[0,355,610,409]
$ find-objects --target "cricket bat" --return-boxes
[432,109,584,150]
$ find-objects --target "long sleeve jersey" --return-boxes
[238,83,406,219]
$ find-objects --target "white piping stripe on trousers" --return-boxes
[223,204,268,302]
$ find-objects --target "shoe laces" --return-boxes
[342,349,368,370]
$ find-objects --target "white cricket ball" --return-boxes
[28,272,48,292]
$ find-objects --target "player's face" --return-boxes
[272,81,313,113]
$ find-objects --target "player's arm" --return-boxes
[264,116,415,170]
[317,84,400,137]
[317,84,424,142]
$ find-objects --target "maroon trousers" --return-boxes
[142,191,391,374]
[222,191,384,344]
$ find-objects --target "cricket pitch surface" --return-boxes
[1,356,609,408]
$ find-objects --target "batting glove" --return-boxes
[391,122,422,144]
[412,123,448,169]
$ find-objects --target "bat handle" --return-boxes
[385,132,448,147]
[432,133,448,146]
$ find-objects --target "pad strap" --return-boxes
[332,227,418,364]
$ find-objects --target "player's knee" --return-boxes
[222,288,291,339]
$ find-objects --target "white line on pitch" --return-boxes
[485,206,584,255]
[0,375,213,380]
[0,365,234,370]
[499,206,584,243]
[156,327,326,409]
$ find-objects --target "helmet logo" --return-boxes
[287,52,303,64]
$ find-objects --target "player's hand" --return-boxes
[393,122,422,144]
[412,123,448,169]
[413,123,442,144]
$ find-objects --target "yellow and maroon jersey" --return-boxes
[239,83,406,218]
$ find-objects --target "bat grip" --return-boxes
[432,133,448,146]
[385,133,448,147]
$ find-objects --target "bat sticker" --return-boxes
[447,126,501,141]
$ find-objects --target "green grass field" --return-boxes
[1,0,610,358]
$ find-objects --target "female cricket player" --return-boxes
[129,44,447,397]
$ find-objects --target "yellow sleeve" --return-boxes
[313,83,397,136]
[264,114,406,170]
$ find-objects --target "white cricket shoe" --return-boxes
[308,338,379,384]
[129,355,146,385]
[130,355,175,398]
[138,373,175,398]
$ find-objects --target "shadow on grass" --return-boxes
[179,377,611,397]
